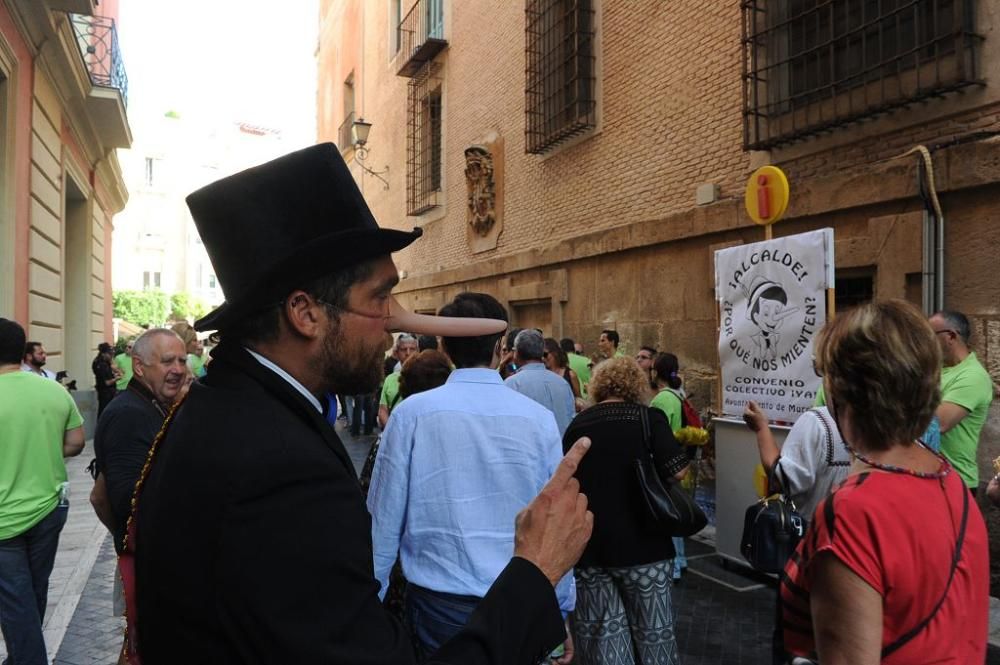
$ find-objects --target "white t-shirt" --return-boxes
[775,407,851,522]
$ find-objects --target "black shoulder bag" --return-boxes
[633,406,707,538]
[740,464,806,574]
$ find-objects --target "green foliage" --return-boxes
[113,290,170,328]
[169,292,209,322]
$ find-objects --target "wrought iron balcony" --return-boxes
[70,14,129,107]
[396,0,447,78]
[339,111,355,152]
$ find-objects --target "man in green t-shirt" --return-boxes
[114,340,134,391]
[929,311,995,492]
[187,338,207,378]
[560,337,591,398]
[378,333,418,428]
[597,329,625,360]
[0,318,86,661]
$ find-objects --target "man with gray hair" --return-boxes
[929,310,995,494]
[90,328,187,661]
[91,328,187,552]
[504,329,575,436]
[378,332,418,428]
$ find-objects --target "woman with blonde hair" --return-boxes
[563,356,688,665]
[782,300,988,664]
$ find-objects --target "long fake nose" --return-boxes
[385,297,507,336]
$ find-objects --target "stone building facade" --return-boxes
[317,1,1000,478]
[1,0,131,426]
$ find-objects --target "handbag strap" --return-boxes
[638,405,652,457]
[881,481,969,658]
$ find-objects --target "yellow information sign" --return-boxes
[744,165,790,226]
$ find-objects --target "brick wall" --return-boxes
[320,0,754,277]
[320,0,1000,278]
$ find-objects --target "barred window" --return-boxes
[742,0,984,150]
[525,0,596,155]
[407,63,443,216]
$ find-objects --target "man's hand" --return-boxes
[553,624,574,665]
[514,437,593,587]
[90,473,116,531]
[987,475,1000,508]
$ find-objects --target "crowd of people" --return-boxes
[0,143,997,665]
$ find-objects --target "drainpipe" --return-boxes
[936,203,945,311]
[910,147,944,313]
[922,209,933,315]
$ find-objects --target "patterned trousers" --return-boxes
[572,559,681,665]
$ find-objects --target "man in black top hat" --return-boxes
[131,143,593,664]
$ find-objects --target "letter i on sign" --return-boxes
[756,175,771,220]
[745,166,790,240]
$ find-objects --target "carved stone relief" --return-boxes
[465,133,503,253]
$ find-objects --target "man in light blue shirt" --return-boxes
[368,293,574,661]
[504,329,575,436]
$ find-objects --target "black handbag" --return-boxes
[633,406,707,538]
[740,464,806,573]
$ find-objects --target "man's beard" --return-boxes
[318,318,385,396]
[32,358,45,368]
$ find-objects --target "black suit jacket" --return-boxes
[135,342,564,664]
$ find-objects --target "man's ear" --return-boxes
[282,290,325,340]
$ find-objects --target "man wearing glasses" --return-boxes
[929,310,994,495]
[635,346,657,390]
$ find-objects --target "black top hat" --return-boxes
[189,143,421,332]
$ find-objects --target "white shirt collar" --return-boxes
[245,348,323,413]
[21,363,54,379]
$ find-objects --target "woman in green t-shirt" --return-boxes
[650,352,688,581]
[650,353,684,432]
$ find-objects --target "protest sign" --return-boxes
[715,229,834,421]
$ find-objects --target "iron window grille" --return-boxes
[525,0,597,154]
[407,62,443,216]
[742,0,984,150]
[70,14,129,107]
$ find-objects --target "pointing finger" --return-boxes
[543,437,590,494]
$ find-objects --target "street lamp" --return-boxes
[351,118,389,190]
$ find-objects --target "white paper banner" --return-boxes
[715,229,834,422]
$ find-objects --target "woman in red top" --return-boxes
[781,300,988,664]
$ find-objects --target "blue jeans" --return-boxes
[404,584,479,662]
[350,393,376,435]
[672,536,687,579]
[0,504,68,665]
